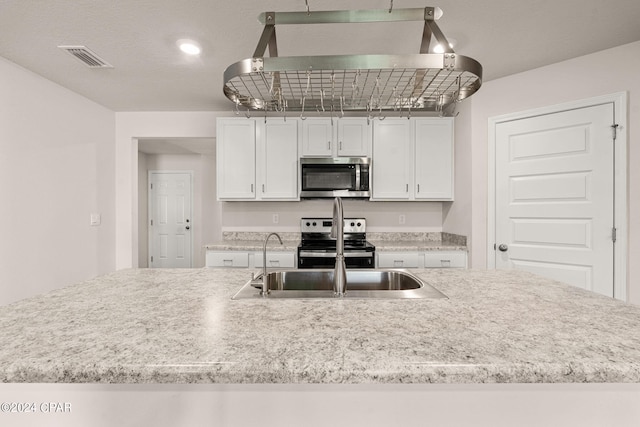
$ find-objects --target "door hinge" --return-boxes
[612,124,619,140]
[612,227,617,243]
[150,183,153,190]
[150,256,154,263]
[150,219,153,226]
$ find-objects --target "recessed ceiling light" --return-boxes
[177,39,201,55]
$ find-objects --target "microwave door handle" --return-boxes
[355,165,361,190]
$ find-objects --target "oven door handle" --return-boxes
[299,250,373,258]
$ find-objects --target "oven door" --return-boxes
[298,250,375,269]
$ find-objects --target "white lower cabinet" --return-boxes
[253,252,296,268]
[423,251,467,268]
[206,251,250,268]
[377,251,467,269]
[377,252,421,268]
[206,250,296,269]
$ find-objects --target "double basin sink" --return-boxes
[231,269,447,299]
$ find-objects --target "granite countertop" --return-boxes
[368,232,467,252]
[205,231,467,252]
[1,268,640,384]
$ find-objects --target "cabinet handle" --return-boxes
[417,184,420,193]
[262,184,265,192]
[406,184,408,192]
[340,141,343,150]
[251,184,254,193]
[327,141,331,150]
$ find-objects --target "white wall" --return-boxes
[468,40,640,303]
[221,199,444,233]
[442,100,473,257]
[138,152,216,268]
[0,57,115,305]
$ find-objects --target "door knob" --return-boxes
[498,244,508,252]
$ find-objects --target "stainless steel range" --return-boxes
[297,217,375,269]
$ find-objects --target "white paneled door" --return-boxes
[495,103,616,297]
[149,172,192,268]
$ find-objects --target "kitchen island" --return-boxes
[1,268,640,426]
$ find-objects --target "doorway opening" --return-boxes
[137,137,218,268]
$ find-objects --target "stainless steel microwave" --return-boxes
[300,157,370,199]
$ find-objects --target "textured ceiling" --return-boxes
[1,0,640,112]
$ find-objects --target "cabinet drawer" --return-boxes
[377,252,421,268]
[206,251,249,268]
[423,251,467,268]
[253,252,296,268]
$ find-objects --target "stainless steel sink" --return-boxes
[231,269,447,299]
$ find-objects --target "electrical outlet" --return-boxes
[399,214,406,225]
[273,214,279,224]
[90,213,101,226]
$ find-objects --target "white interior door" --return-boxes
[495,103,615,296]
[149,172,192,268]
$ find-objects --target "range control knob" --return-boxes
[312,222,317,226]
[350,222,355,227]
[306,222,311,227]
[357,222,362,227]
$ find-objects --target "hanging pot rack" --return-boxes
[222,7,482,117]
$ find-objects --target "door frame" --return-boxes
[487,92,628,301]
[148,170,195,268]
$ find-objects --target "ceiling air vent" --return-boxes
[58,45,113,68]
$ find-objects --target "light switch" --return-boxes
[90,213,101,226]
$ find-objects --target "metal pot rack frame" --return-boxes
[223,7,482,118]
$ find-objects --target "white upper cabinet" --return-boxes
[414,118,454,200]
[217,118,299,201]
[217,116,452,202]
[257,119,299,200]
[371,119,413,200]
[336,118,371,157]
[371,117,454,201]
[301,118,333,156]
[216,118,256,199]
[301,117,371,157]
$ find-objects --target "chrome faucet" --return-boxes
[330,197,347,297]
[261,232,283,296]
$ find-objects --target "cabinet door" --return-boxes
[217,118,256,199]
[423,251,467,268]
[377,252,421,268]
[337,118,371,157]
[259,119,299,200]
[301,118,333,156]
[414,118,454,200]
[371,119,412,200]
[206,251,250,268]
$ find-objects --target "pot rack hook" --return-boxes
[305,0,310,15]
[389,0,394,13]
[300,96,307,120]
[245,107,251,119]
[234,101,240,116]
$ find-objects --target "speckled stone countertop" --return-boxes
[204,232,300,252]
[1,268,640,384]
[368,232,467,252]
[205,231,467,252]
